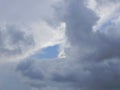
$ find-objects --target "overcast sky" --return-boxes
[0,0,120,90]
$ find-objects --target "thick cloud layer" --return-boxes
[17,0,120,90]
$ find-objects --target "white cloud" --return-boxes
[87,0,120,31]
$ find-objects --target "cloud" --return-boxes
[0,0,66,63]
[0,21,65,63]
[0,0,66,90]
[87,0,120,31]
[0,24,35,62]
[17,59,120,90]
[0,61,32,90]
[17,0,120,90]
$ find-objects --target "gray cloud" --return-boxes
[17,0,120,90]
[0,0,66,90]
[0,25,35,62]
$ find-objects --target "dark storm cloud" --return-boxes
[17,0,120,90]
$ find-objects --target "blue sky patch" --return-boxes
[32,45,59,59]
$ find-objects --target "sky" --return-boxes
[0,0,120,90]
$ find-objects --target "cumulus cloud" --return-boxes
[16,0,120,90]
